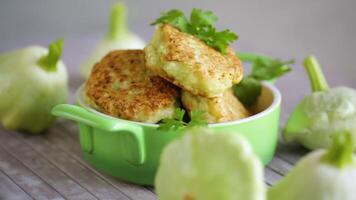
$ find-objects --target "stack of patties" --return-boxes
[85,50,180,123]
[145,24,250,123]
[84,22,250,124]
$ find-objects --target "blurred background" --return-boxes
[1,0,355,122]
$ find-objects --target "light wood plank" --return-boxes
[275,143,309,165]
[0,130,98,200]
[0,146,64,200]
[268,156,293,176]
[0,170,32,200]
[50,124,158,200]
[16,131,131,200]
[264,167,283,186]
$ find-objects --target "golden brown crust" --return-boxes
[144,24,243,98]
[85,50,179,123]
[161,24,243,83]
[181,89,250,123]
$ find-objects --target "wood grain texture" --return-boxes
[268,156,293,175]
[17,133,131,200]
[0,146,64,200]
[0,130,98,200]
[49,125,157,200]
[276,143,309,165]
[0,170,32,200]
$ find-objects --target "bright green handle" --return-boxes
[52,104,146,165]
[52,104,137,131]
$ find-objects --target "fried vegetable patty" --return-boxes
[144,24,243,98]
[182,89,250,123]
[85,50,179,123]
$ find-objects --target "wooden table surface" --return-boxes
[0,0,355,197]
[0,74,310,200]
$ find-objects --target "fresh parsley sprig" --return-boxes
[151,10,189,32]
[151,9,238,54]
[250,58,293,80]
[158,108,207,131]
[233,52,294,106]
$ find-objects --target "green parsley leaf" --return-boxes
[191,25,215,43]
[158,118,186,131]
[158,108,207,130]
[209,29,238,54]
[251,58,293,80]
[187,110,208,127]
[151,10,189,32]
[190,8,217,27]
[233,52,294,107]
[233,77,262,107]
[151,9,238,53]
[173,108,185,122]
[158,108,187,131]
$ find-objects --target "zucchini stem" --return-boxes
[303,55,329,92]
[322,132,355,168]
[38,39,64,72]
[107,3,128,40]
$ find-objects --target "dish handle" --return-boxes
[52,104,146,165]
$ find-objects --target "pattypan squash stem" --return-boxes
[236,52,273,63]
[38,39,64,72]
[322,132,355,168]
[107,3,128,40]
[303,55,329,92]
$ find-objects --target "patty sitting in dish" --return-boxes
[181,89,250,123]
[144,24,243,98]
[85,50,180,123]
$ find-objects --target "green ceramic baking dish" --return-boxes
[51,82,281,185]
